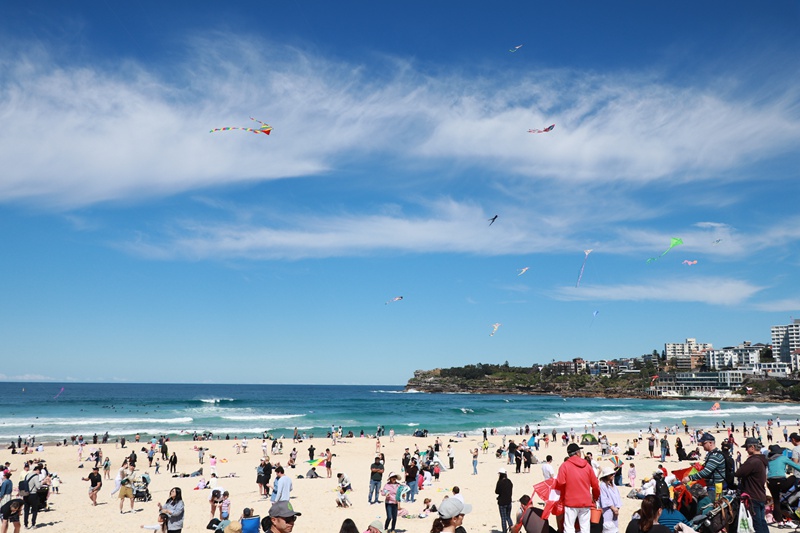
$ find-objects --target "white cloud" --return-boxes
[0,373,56,381]
[1,38,799,208]
[550,277,764,306]
[752,299,800,312]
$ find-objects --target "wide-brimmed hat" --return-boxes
[599,466,615,479]
[438,497,472,519]
[368,519,386,533]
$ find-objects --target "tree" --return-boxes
[759,347,774,363]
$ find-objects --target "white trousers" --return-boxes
[563,506,591,533]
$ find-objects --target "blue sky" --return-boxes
[1,1,799,385]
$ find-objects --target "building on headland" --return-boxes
[772,320,800,363]
[647,370,745,397]
[665,338,713,358]
[706,341,764,370]
[739,361,792,378]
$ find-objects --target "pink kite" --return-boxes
[682,260,698,266]
[528,124,555,134]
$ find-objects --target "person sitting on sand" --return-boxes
[336,486,352,508]
[305,467,320,479]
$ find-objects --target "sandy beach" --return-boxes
[4,424,778,533]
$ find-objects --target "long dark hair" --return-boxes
[167,486,182,504]
[338,518,359,533]
[431,517,453,533]
[637,495,662,532]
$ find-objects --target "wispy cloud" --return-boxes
[550,277,764,306]
[752,298,800,313]
[1,37,799,208]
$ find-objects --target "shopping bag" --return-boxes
[737,501,755,533]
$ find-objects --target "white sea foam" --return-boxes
[199,398,235,403]
[221,414,305,421]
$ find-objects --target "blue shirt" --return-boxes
[767,454,800,479]
[659,509,691,531]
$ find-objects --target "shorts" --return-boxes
[3,513,20,523]
[119,486,133,499]
[88,486,99,494]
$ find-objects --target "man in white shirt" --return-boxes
[541,455,555,480]
[272,466,292,502]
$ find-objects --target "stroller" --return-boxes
[36,487,50,512]
[777,476,800,525]
[133,473,152,502]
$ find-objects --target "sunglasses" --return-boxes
[279,516,297,523]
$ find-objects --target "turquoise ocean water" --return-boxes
[1,382,798,443]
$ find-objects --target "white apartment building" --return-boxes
[772,320,800,363]
[740,361,792,377]
[665,338,713,357]
[706,341,763,370]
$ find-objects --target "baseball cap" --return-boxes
[438,497,472,519]
[698,433,715,443]
[742,437,760,449]
[268,501,302,518]
[567,443,582,455]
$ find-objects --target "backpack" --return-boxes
[655,477,670,501]
[18,472,34,496]
[722,452,736,489]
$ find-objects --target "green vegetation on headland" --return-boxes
[405,362,800,401]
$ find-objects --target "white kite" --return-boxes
[385,296,404,305]
[517,267,530,276]
[490,323,502,336]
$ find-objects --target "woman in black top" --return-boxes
[625,495,670,533]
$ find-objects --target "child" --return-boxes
[50,473,61,494]
[628,463,636,487]
[220,491,231,520]
[336,486,352,508]
[154,460,160,474]
[140,512,169,532]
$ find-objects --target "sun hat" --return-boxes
[388,471,398,479]
[268,501,302,518]
[368,519,386,533]
[438,497,472,519]
[599,466,615,479]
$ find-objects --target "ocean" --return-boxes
[1,382,798,443]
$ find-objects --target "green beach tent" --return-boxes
[580,433,598,445]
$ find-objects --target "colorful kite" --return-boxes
[509,45,523,53]
[712,239,722,245]
[528,124,555,134]
[210,117,273,135]
[609,455,623,467]
[488,215,499,226]
[306,458,326,467]
[575,249,592,287]
[517,267,529,276]
[490,323,501,336]
[646,238,683,264]
[533,478,563,519]
[385,296,404,305]
[53,387,64,400]
[682,260,698,265]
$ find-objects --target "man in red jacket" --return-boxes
[555,443,600,533]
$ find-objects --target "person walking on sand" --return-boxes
[119,466,136,514]
[495,468,513,533]
[381,473,400,533]
[158,487,184,533]
[554,443,600,533]
[542,455,555,480]
[82,466,102,506]
[472,448,479,475]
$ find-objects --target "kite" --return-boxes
[488,215,499,226]
[490,323,501,336]
[517,267,529,276]
[528,124,555,134]
[650,375,659,385]
[646,237,683,264]
[712,239,722,245]
[590,310,599,328]
[609,455,623,467]
[210,117,273,135]
[385,296,403,305]
[53,387,64,400]
[682,260,698,266]
[306,458,326,467]
[533,478,564,519]
[575,249,592,287]
[509,45,523,53]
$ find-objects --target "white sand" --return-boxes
[0,427,759,532]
